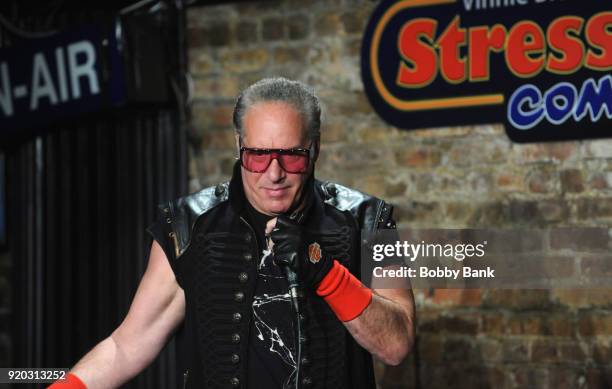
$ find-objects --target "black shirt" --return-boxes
[244,203,297,388]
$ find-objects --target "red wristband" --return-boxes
[48,373,86,389]
[316,260,373,321]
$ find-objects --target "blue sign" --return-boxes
[0,26,126,138]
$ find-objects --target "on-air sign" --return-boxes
[0,28,114,138]
[361,0,611,142]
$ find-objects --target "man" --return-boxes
[50,77,415,389]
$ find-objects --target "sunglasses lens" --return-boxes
[242,150,271,172]
[279,153,308,173]
[241,148,310,173]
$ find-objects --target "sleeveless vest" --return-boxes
[147,166,395,389]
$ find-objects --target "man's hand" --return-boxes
[268,216,337,288]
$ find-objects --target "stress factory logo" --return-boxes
[361,0,611,142]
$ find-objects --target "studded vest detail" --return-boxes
[147,167,394,389]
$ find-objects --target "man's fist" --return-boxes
[270,216,337,288]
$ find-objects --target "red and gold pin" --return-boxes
[308,242,322,264]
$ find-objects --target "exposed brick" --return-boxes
[586,367,612,389]
[526,164,559,194]
[537,199,570,223]
[419,335,444,363]
[592,341,611,364]
[357,174,386,198]
[188,26,209,48]
[219,155,237,176]
[320,121,348,143]
[376,354,415,387]
[443,338,473,361]
[287,14,310,40]
[496,171,525,192]
[428,289,483,307]
[189,50,217,75]
[385,180,407,197]
[558,341,587,363]
[512,367,549,387]
[477,339,503,362]
[590,172,612,190]
[236,0,282,14]
[502,339,530,363]
[202,130,236,149]
[440,314,480,335]
[314,12,342,36]
[583,139,612,158]
[484,290,552,310]
[516,142,578,164]
[209,23,232,47]
[522,316,544,335]
[578,313,612,336]
[448,137,510,167]
[262,17,284,41]
[561,169,585,193]
[344,37,362,58]
[236,21,258,45]
[395,147,442,168]
[192,103,235,130]
[193,77,240,100]
[574,197,612,220]
[550,227,610,252]
[341,9,367,34]
[553,289,612,310]
[219,48,269,73]
[395,201,442,225]
[469,201,508,226]
[482,313,504,335]
[549,367,582,388]
[507,199,569,225]
[581,257,612,278]
[532,339,558,363]
[546,314,575,337]
[273,47,308,65]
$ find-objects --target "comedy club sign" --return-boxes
[361,0,611,142]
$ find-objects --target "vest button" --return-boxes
[231,333,241,343]
[302,376,312,386]
[230,377,240,387]
[238,272,248,283]
[301,356,310,366]
[243,252,252,261]
[231,354,240,364]
[299,313,308,323]
[232,312,242,322]
[244,233,252,242]
[234,291,245,302]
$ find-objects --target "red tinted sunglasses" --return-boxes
[240,143,312,174]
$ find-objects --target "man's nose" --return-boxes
[266,157,285,182]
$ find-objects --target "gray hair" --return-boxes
[232,77,321,140]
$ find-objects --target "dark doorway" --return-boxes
[1,1,189,387]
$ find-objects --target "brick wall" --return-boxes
[186,1,612,387]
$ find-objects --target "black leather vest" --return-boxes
[148,168,394,389]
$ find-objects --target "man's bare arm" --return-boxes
[343,287,415,366]
[67,241,185,388]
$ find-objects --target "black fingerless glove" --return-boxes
[271,216,343,288]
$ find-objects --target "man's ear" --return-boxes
[312,139,320,163]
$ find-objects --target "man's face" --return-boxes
[240,101,315,216]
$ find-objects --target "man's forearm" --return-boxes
[343,292,415,366]
[68,334,142,389]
